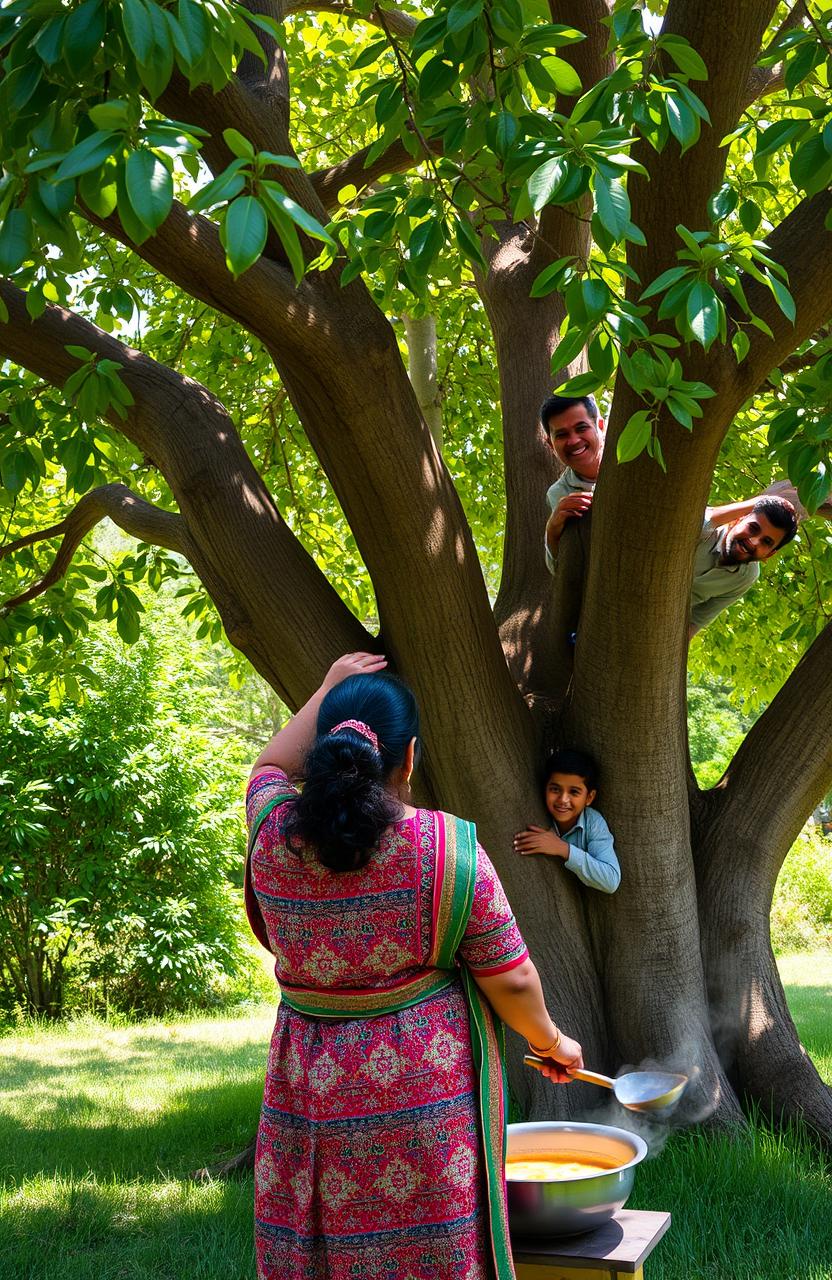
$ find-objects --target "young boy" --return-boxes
[514,748,620,894]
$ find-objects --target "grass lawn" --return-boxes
[1,959,831,1280]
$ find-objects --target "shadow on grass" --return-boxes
[0,1175,256,1280]
[0,1060,265,1182]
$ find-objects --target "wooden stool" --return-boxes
[512,1209,671,1279]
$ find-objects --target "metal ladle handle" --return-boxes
[523,1056,616,1090]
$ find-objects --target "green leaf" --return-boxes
[661,35,708,81]
[260,184,334,244]
[419,56,457,98]
[707,183,738,223]
[594,178,630,239]
[616,410,652,463]
[55,131,120,181]
[125,150,173,232]
[529,255,574,299]
[446,0,482,34]
[555,370,601,396]
[63,0,105,75]
[79,157,118,217]
[766,271,795,324]
[351,37,388,70]
[223,128,255,160]
[408,217,445,271]
[177,0,211,61]
[527,157,565,213]
[731,329,750,363]
[666,94,698,153]
[738,200,761,234]
[0,209,32,273]
[220,195,268,276]
[454,216,487,270]
[540,56,582,96]
[587,331,615,383]
[188,161,247,213]
[88,100,131,132]
[686,281,720,349]
[790,135,832,196]
[756,118,807,160]
[116,165,151,245]
[641,265,692,302]
[121,0,154,64]
[551,325,590,372]
[581,277,609,321]
[258,189,306,283]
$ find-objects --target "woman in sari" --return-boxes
[246,652,583,1280]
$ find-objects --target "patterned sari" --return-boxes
[246,768,528,1280]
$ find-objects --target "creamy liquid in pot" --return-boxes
[505,1155,620,1182]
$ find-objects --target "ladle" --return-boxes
[524,1056,688,1114]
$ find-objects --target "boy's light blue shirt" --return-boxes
[555,806,621,894]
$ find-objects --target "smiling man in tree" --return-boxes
[687,494,798,636]
[541,394,801,634]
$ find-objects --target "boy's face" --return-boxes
[545,772,596,831]
[545,405,605,480]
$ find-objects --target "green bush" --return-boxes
[771,827,832,954]
[0,630,260,1019]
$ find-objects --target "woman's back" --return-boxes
[248,768,526,991]
[248,769,435,990]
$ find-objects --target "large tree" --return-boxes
[1,0,831,1137]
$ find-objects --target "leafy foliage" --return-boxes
[0,1,832,706]
[0,623,256,1018]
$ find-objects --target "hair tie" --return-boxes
[329,719,380,752]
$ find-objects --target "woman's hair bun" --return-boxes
[283,672,419,872]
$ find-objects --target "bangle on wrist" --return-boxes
[528,1027,561,1056]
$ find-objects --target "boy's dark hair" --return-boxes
[539,394,599,435]
[542,748,599,794]
[751,495,798,547]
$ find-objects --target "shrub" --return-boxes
[0,631,259,1018]
[771,828,832,954]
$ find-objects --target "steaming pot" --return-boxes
[507,1121,648,1238]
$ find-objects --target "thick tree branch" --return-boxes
[311,132,435,212]
[82,201,326,367]
[1,485,185,610]
[0,278,371,705]
[741,0,807,109]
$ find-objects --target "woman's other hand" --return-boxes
[323,652,387,690]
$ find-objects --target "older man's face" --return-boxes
[722,511,787,564]
[545,405,605,480]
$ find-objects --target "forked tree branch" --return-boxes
[1,484,186,610]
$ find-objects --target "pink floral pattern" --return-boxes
[247,767,528,1280]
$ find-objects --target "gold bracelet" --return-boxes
[528,1027,561,1056]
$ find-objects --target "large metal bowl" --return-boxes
[506,1121,648,1238]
